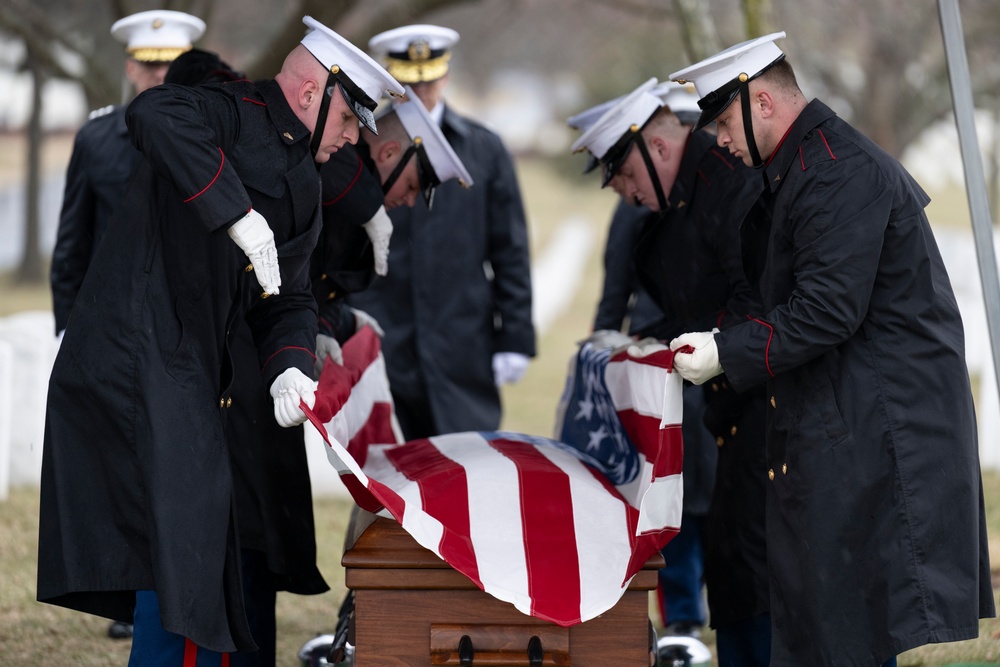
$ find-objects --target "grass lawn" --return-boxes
[1,154,998,664]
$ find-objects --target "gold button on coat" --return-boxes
[245,264,253,273]
[226,397,232,408]
[716,436,725,447]
[730,425,738,436]
[768,469,775,481]
[782,463,787,475]
[770,396,776,408]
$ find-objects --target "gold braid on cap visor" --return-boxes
[128,46,191,62]
[386,53,451,84]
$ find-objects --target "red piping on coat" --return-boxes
[241,97,266,106]
[323,154,364,206]
[747,316,776,378]
[765,124,794,168]
[817,129,836,160]
[709,148,736,170]
[183,147,225,203]
[264,345,317,367]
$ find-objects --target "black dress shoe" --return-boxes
[108,620,134,639]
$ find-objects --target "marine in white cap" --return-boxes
[363,86,473,210]
[669,32,787,167]
[38,16,402,663]
[347,24,535,440]
[567,80,700,176]
[667,33,994,667]
[568,73,771,665]
[570,78,703,212]
[293,15,403,160]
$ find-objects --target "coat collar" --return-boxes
[441,104,472,138]
[256,79,312,148]
[761,98,836,193]
[668,129,716,210]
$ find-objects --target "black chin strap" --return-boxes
[739,77,764,168]
[634,134,669,212]
[381,144,416,195]
[310,72,337,162]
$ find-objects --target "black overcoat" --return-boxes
[348,106,535,436]
[37,79,322,653]
[50,105,142,334]
[632,129,770,628]
[716,99,995,666]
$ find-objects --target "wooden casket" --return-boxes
[342,508,663,666]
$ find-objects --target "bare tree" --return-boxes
[17,41,44,284]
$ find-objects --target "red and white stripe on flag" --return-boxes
[303,326,684,627]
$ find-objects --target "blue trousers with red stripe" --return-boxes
[128,550,275,666]
[128,591,231,667]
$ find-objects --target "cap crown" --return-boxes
[300,15,404,105]
[669,32,786,99]
[110,10,206,63]
[567,81,699,133]
[368,24,459,83]
[570,78,662,159]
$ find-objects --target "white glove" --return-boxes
[228,209,281,296]
[492,352,530,386]
[351,307,385,337]
[669,331,723,385]
[269,367,317,427]
[362,205,393,277]
[314,333,343,375]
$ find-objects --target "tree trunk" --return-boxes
[16,44,44,285]
[743,0,773,38]
[671,0,721,61]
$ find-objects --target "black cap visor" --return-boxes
[330,70,379,135]
[693,80,741,132]
[599,130,639,188]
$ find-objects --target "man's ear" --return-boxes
[756,89,775,119]
[377,140,402,166]
[299,79,320,111]
[649,134,671,162]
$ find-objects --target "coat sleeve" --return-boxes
[485,133,536,357]
[717,155,892,391]
[594,200,644,332]
[126,84,251,232]
[248,252,320,387]
[50,129,97,334]
[710,178,764,332]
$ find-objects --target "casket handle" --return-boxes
[527,635,543,665]
[430,624,570,666]
[459,634,474,665]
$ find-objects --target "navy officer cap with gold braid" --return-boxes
[368,24,459,84]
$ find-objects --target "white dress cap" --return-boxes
[658,81,701,118]
[110,10,206,63]
[395,85,474,188]
[570,77,662,160]
[669,32,787,99]
[300,16,405,105]
[368,24,460,83]
[567,81,700,133]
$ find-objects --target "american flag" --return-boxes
[303,327,684,626]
